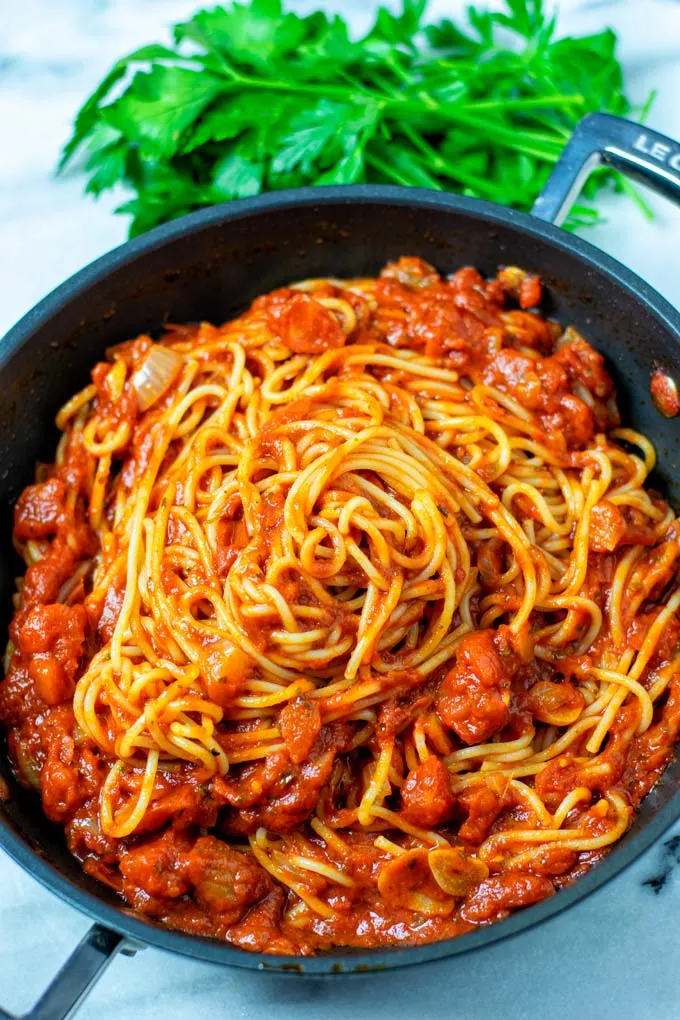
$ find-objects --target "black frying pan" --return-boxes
[2,112,680,1019]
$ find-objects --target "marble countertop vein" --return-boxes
[2,2,680,1018]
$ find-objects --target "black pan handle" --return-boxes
[0,924,133,1020]
[532,112,680,225]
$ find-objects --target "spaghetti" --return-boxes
[2,257,680,953]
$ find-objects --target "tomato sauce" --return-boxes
[2,257,679,955]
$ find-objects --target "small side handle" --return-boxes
[0,924,133,1020]
[532,112,680,225]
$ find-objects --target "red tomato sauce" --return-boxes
[1,258,679,955]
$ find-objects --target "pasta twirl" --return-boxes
[2,257,680,955]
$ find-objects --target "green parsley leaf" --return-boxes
[174,1,306,73]
[212,149,264,198]
[366,0,427,48]
[84,142,128,197]
[116,162,214,237]
[316,149,366,185]
[102,66,225,159]
[58,44,187,170]
[271,99,377,177]
[60,0,650,237]
[181,93,295,153]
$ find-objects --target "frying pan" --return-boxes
[2,112,680,1019]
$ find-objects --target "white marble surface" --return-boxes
[2,1,680,1017]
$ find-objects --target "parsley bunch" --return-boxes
[60,0,646,238]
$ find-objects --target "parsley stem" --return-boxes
[365,151,442,189]
[219,71,372,104]
[207,75,567,163]
[430,108,563,159]
[398,123,517,201]
[637,89,657,124]
[204,69,575,163]
[465,95,586,112]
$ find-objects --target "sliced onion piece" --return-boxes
[57,558,93,604]
[428,846,489,897]
[377,848,454,916]
[14,741,41,792]
[3,638,15,674]
[555,325,586,350]
[132,345,184,411]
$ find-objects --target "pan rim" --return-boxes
[3,184,680,372]
[2,789,680,973]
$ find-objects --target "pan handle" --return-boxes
[532,112,680,225]
[0,924,133,1020]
